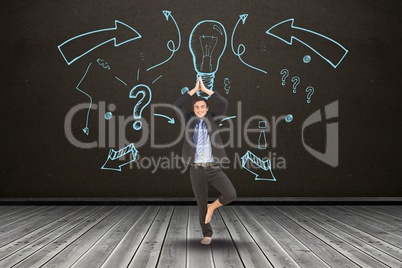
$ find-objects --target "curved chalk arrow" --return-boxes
[219,116,236,126]
[76,63,93,135]
[266,18,348,68]
[147,10,181,71]
[231,14,267,74]
[154,113,175,124]
[58,20,142,65]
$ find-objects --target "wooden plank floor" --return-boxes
[0,205,401,268]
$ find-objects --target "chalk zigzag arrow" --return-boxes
[147,10,181,71]
[58,20,142,65]
[266,18,348,68]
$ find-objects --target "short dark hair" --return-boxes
[192,96,209,107]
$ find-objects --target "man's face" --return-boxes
[193,100,209,119]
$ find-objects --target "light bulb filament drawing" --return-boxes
[200,35,218,73]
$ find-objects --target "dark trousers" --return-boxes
[190,165,237,237]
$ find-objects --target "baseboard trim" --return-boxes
[1,197,401,205]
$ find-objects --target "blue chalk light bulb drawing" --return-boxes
[189,20,227,98]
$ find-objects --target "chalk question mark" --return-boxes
[305,86,314,103]
[291,76,300,93]
[280,69,289,86]
[129,84,152,130]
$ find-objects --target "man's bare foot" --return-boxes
[205,204,213,224]
[201,237,212,245]
[205,200,223,224]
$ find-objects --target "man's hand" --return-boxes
[188,77,201,96]
[188,76,214,96]
[199,77,214,96]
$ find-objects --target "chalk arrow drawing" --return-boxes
[266,18,348,68]
[241,150,276,181]
[147,10,181,71]
[101,143,138,171]
[154,113,175,124]
[231,14,267,74]
[58,20,142,65]
[219,116,236,126]
[76,63,93,135]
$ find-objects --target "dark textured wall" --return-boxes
[1,0,401,197]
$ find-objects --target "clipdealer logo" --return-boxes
[64,100,339,169]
